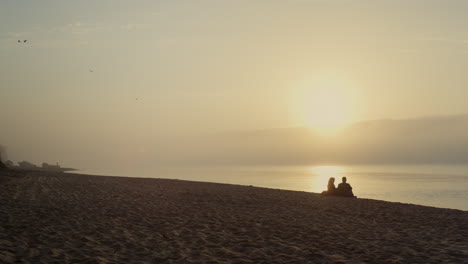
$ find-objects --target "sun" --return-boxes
[293,76,356,133]
[306,85,350,131]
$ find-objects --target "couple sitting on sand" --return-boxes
[322,177,356,198]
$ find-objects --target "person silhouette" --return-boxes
[321,177,336,195]
[336,177,355,197]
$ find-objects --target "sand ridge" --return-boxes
[0,170,467,263]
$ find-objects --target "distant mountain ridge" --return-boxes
[188,114,468,165]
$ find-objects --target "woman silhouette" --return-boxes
[321,177,336,195]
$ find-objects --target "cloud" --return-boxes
[0,22,114,49]
[399,49,423,54]
[2,22,110,40]
[120,23,146,31]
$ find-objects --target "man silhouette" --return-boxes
[337,177,355,197]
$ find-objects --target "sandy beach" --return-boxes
[0,169,467,263]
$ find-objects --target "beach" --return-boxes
[0,170,467,263]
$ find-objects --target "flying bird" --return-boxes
[89,69,94,73]
[23,40,27,43]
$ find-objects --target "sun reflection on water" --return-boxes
[308,165,346,192]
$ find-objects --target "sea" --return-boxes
[76,165,468,211]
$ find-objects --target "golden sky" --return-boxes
[1,0,468,167]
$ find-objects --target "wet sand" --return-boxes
[0,169,467,263]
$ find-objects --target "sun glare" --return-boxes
[309,165,346,192]
[310,165,345,177]
[307,86,349,131]
[293,75,357,134]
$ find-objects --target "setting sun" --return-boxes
[306,86,350,131]
[293,76,357,133]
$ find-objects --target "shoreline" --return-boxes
[1,169,467,263]
[70,169,468,212]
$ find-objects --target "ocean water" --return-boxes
[77,165,468,211]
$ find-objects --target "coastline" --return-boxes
[1,169,467,263]
[71,165,468,211]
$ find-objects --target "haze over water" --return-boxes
[3,1,468,211]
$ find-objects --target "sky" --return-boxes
[1,0,468,169]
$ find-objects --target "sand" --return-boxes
[0,169,467,264]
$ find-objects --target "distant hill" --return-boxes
[186,114,468,165]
